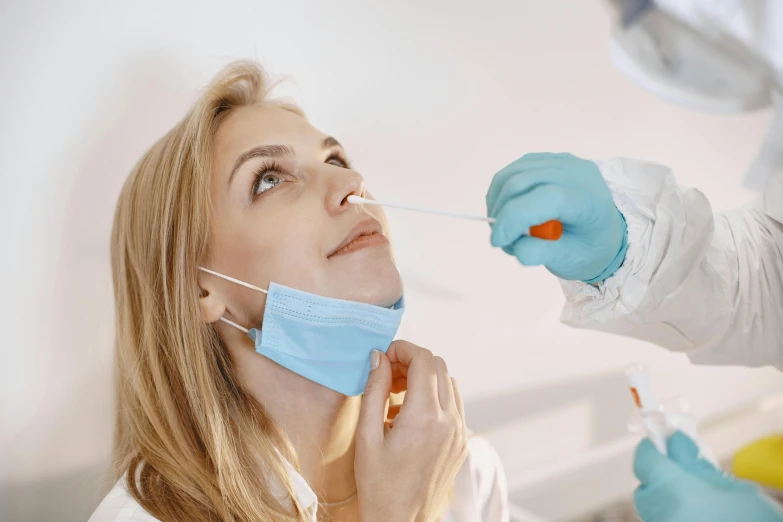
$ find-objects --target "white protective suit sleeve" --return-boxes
[559,158,783,369]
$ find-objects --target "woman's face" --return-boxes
[205,104,403,326]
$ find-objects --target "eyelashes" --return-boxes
[251,161,284,197]
[325,150,351,169]
[250,150,353,199]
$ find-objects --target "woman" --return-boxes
[89,61,508,522]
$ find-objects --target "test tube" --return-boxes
[626,363,668,455]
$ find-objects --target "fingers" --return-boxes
[667,431,729,487]
[357,351,392,446]
[434,357,454,410]
[632,486,659,522]
[486,153,576,214]
[391,362,408,393]
[386,341,438,407]
[507,236,554,267]
[667,431,705,465]
[490,185,582,248]
[633,438,681,486]
[387,341,461,416]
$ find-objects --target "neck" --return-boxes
[223,324,360,503]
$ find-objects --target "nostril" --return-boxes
[342,191,362,206]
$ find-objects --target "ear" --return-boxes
[197,275,227,324]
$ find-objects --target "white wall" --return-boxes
[1,1,781,521]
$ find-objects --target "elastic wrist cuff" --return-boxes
[582,210,629,285]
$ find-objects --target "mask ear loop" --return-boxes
[198,267,268,293]
[198,267,268,334]
[218,316,249,334]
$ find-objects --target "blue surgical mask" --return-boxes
[199,267,405,396]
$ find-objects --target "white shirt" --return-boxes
[88,436,509,522]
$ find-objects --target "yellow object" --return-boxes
[732,435,783,491]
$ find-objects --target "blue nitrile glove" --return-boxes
[486,153,628,283]
[634,431,783,522]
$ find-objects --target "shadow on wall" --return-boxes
[463,370,636,521]
[463,369,632,445]
[0,465,108,522]
[4,53,199,522]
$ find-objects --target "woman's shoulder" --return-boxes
[464,435,508,503]
[88,477,160,522]
[447,434,509,522]
[88,440,507,522]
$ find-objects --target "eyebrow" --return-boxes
[228,145,293,184]
[228,137,344,185]
[322,136,342,149]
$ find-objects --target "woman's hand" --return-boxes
[355,340,468,522]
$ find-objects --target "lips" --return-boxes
[328,218,388,258]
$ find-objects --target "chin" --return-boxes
[331,258,403,306]
[374,280,404,307]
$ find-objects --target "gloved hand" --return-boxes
[486,153,628,282]
[634,431,783,522]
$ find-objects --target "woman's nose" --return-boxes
[326,168,365,215]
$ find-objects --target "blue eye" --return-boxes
[251,162,285,197]
[255,173,281,195]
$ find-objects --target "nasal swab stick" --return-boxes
[348,195,493,223]
[347,195,563,240]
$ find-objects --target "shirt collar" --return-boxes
[268,452,318,521]
[280,457,318,518]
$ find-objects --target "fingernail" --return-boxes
[371,350,381,370]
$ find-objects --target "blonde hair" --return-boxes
[110,61,310,522]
